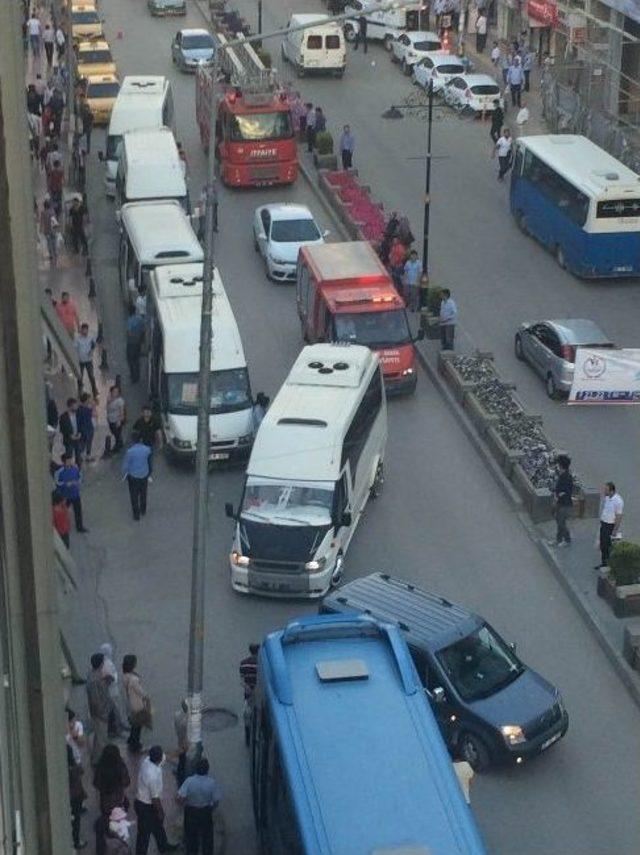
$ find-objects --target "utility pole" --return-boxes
[422,79,434,281]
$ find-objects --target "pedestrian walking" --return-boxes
[27,11,42,57]
[490,41,500,65]
[100,643,129,737]
[550,455,573,547]
[438,288,457,351]
[43,23,54,67]
[489,100,504,143]
[522,50,533,91]
[26,83,42,116]
[86,653,112,766]
[133,404,163,473]
[59,397,83,462]
[93,743,131,817]
[134,746,179,854]
[339,124,355,170]
[252,392,269,433]
[402,249,422,311]
[107,385,126,453]
[494,128,513,181]
[516,101,530,134]
[122,654,151,753]
[39,198,58,267]
[507,56,524,107]
[314,106,326,135]
[80,97,94,153]
[56,291,80,337]
[379,211,400,264]
[52,489,71,548]
[122,432,151,521]
[49,86,65,137]
[69,196,89,255]
[475,12,487,53]
[595,482,624,569]
[67,744,88,851]
[66,707,86,765]
[135,284,147,317]
[305,102,316,153]
[47,157,65,215]
[174,699,189,788]
[76,324,99,397]
[55,453,88,532]
[176,757,221,855]
[27,111,41,160]
[354,15,368,53]
[55,24,66,61]
[240,643,259,746]
[388,238,407,292]
[125,305,146,384]
[104,806,134,854]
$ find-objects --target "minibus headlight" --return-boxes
[238,434,253,446]
[305,557,326,572]
[500,725,525,745]
[173,438,192,450]
[231,551,250,567]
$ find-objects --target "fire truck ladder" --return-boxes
[216,32,276,105]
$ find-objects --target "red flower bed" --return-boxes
[325,170,409,246]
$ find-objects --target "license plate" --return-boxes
[541,732,561,751]
[210,452,229,460]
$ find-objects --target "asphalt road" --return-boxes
[65,1,640,852]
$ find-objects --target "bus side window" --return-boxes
[513,146,523,177]
[271,743,304,854]
[162,92,174,130]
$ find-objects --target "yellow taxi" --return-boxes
[71,4,103,42]
[76,40,117,77]
[83,74,120,125]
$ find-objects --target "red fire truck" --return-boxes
[195,33,298,188]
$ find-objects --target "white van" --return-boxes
[115,128,188,214]
[282,14,346,77]
[226,343,387,598]
[101,75,174,196]
[118,200,203,306]
[148,263,255,463]
[343,0,430,50]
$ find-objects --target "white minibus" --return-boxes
[100,75,174,196]
[148,263,255,463]
[115,128,188,214]
[118,200,203,306]
[226,343,387,598]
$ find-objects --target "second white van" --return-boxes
[115,127,188,214]
[282,14,346,77]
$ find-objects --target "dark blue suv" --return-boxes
[321,572,569,771]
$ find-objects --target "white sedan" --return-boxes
[253,204,327,281]
[391,31,442,74]
[413,52,466,93]
[443,74,503,113]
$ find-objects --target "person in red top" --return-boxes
[55,291,80,337]
[47,158,65,215]
[388,237,407,292]
[52,490,71,548]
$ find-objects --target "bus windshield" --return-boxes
[166,369,251,415]
[229,112,293,142]
[241,477,333,526]
[333,309,411,348]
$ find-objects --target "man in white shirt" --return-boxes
[475,13,487,53]
[439,288,458,351]
[27,13,42,57]
[595,482,624,569]
[134,745,179,853]
[75,323,98,397]
[494,128,513,181]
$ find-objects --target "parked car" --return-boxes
[391,30,442,74]
[171,28,215,71]
[70,4,103,43]
[413,52,466,92]
[253,203,327,281]
[148,0,186,16]
[84,74,120,125]
[515,318,614,398]
[76,39,117,78]
[322,572,569,772]
[443,73,502,113]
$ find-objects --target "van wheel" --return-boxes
[546,373,559,399]
[344,23,356,42]
[555,244,566,270]
[296,63,305,78]
[384,34,394,51]
[370,461,384,499]
[515,210,528,235]
[331,553,344,586]
[459,732,491,773]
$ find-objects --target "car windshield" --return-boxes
[79,49,112,63]
[271,218,320,242]
[106,134,122,160]
[72,11,100,23]
[183,34,214,49]
[439,64,464,74]
[436,624,524,701]
[87,82,120,98]
[241,477,334,526]
[229,112,293,142]
[414,39,440,51]
[166,369,251,415]
[334,310,411,348]
[472,84,500,95]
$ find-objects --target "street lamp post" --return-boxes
[258,0,262,37]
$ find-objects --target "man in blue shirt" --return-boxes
[339,124,355,171]
[402,249,422,312]
[126,305,146,384]
[176,757,221,855]
[507,56,524,107]
[122,431,151,520]
[54,453,88,532]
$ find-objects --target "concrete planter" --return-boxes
[438,351,483,404]
[597,572,640,618]
[464,391,500,438]
[486,425,525,477]
[314,152,338,171]
[511,462,554,522]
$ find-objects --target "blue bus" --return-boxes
[510,134,640,278]
[250,613,487,855]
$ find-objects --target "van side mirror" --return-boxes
[432,687,446,704]
[97,150,104,162]
[225,502,235,519]
[340,511,352,528]
[322,229,330,238]
[509,641,517,653]
[414,328,425,342]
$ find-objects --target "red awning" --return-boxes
[527,0,558,26]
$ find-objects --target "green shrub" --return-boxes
[425,285,443,315]
[609,541,640,586]
[315,131,334,155]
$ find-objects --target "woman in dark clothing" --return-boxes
[93,744,131,817]
[68,744,87,849]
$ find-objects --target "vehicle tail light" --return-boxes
[561,344,576,362]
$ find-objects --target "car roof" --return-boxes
[86,73,118,83]
[406,30,440,40]
[544,318,611,344]
[259,203,314,221]
[178,27,213,37]
[462,74,500,86]
[77,40,110,50]
[323,573,482,652]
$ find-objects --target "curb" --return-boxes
[298,154,351,240]
[519,512,640,710]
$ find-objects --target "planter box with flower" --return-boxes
[597,541,640,618]
[420,285,443,340]
[319,170,390,247]
[437,351,496,405]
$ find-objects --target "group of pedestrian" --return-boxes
[25,6,65,65]
[302,103,327,153]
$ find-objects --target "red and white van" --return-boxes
[296,242,423,394]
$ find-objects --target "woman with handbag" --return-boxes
[93,744,131,817]
[122,654,152,754]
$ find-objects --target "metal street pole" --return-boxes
[258,0,262,38]
[422,79,433,280]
